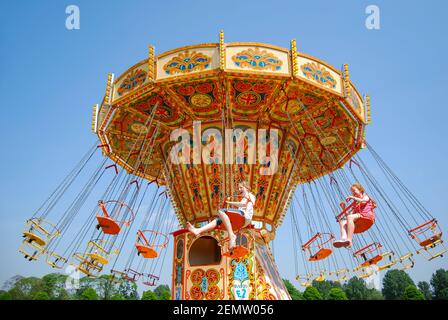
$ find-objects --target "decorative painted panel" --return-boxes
[296,55,342,95]
[156,46,220,80]
[226,45,290,75]
[112,61,151,101]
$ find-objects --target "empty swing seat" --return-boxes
[302,232,334,262]
[419,233,442,247]
[314,274,326,282]
[23,232,47,246]
[222,245,249,259]
[136,244,158,258]
[309,248,333,261]
[86,252,109,265]
[361,254,383,267]
[96,216,121,235]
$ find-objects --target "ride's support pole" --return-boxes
[366,95,371,124]
[291,39,298,77]
[148,45,155,81]
[105,73,114,104]
[219,30,225,70]
[91,104,99,133]
[343,64,350,97]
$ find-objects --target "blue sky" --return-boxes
[0,0,447,292]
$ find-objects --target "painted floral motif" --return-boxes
[232,48,282,71]
[300,62,337,89]
[190,268,220,300]
[256,259,276,300]
[163,50,211,75]
[233,261,249,282]
[117,68,147,96]
[229,256,255,300]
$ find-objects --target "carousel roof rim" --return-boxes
[112,41,353,88]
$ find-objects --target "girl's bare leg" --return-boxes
[218,210,236,249]
[346,214,360,246]
[339,220,348,240]
[187,220,217,236]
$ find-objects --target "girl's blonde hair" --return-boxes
[351,182,365,194]
[238,180,252,193]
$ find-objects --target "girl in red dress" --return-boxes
[334,182,376,248]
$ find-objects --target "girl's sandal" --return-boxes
[333,239,348,248]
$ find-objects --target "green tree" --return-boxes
[303,286,322,300]
[417,281,432,300]
[41,273,69,299]
[403,285,425,300]
[118,279,139,300]
[141,290,158,300]
[283,279,302,300]
[8,277,44,300]
[439,288,448,300]
[110,293,125,300]
[312,280,341,300]
[382,270,414,300]
[33,291,50,300]
[328,287,348,300]
[430,269,448,300]
[95,275,118,300]
[343,277,370,300]
[75,277,96,298]
[79,287,99,300]
[366,288,384,300]
[0,291,12,300]
[154,285,171,300]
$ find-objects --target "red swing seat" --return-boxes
[302,233,334,262]
[136,245,158,258]
[96,216,121,235]
[354,242,383,268]
[222,245,249,259]
[409,219,442,247]
[310,248,333,261]
[142,273,159,286]
[96,200,135,235]
[336,201,374,234]
[135,230,168,259]
[215,210,246,232]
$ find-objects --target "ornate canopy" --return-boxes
[92,33,370,230]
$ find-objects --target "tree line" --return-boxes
[0,273,170,300]
[1,268,447,300]
[283,268,448,300]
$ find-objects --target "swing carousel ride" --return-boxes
[19,31,446,300]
